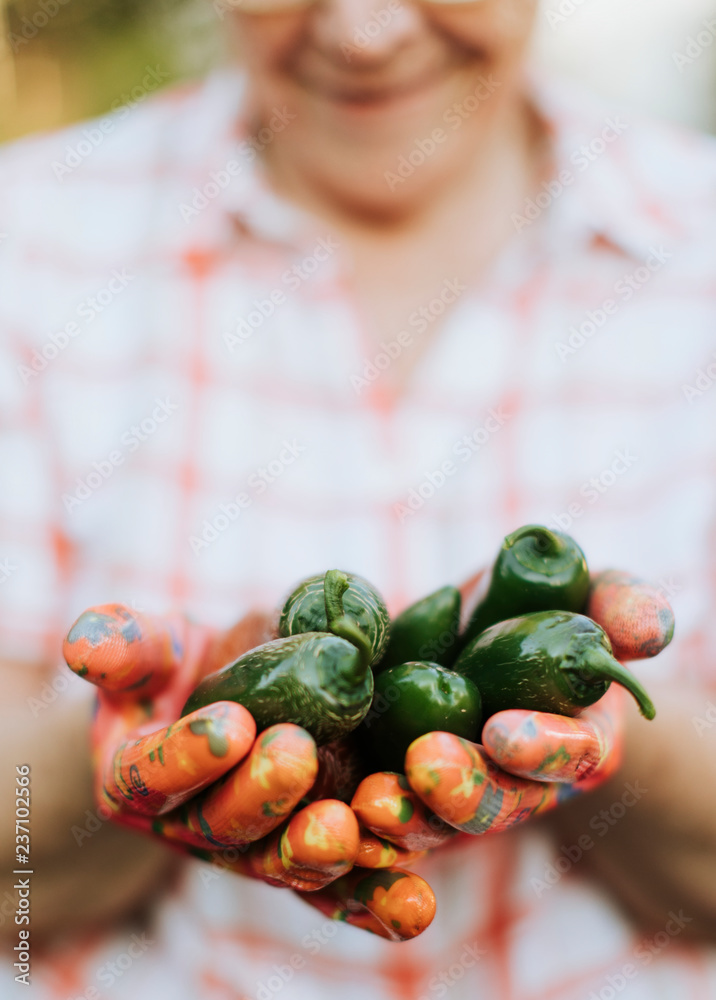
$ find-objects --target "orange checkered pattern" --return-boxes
[1,70,716,998]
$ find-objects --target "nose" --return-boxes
[309,0,424,63]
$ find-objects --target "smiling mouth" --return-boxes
[298,64,452,108]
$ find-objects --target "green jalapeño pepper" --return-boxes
[181,632,374,746]
[454,610,656,721]
[358,662,482,773]
[279,569,390,667]
[378,586,462,672]
[460,525,590,648]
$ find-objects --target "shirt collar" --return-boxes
[528,74,686,262]
[195,68,321,251]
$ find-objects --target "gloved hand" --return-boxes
[62,604,434,941]
[351,570,674,907]
[63,569,673,943]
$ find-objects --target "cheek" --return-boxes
[429,1,537,61]
[231,13,306,78]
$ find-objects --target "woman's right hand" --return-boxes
[62,604,435,940]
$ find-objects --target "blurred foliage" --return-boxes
[0,0,223,142]
[7,0,151,37]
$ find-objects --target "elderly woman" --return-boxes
[1,1,716,997]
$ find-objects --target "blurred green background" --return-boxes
[1,0,715,144]
[0,0,222,142]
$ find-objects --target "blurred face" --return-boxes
[229,0,538,216]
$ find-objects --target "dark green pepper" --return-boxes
[181,632,374,746]
[378,586,462,672]
[358,662,482,772]
[454,610,655,720]
[279,569,390,667]
[460,525,590,648]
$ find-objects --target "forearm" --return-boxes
[543,681,716,940]
[0,668,178,940]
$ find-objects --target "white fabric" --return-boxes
[1,68,716,999]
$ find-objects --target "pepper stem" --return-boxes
[506,524,566,557]
[324,570,372,672]
[580,646,656,720]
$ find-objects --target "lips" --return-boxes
[291,50,457,108]
[315,68,448,105]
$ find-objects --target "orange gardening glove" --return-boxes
[351,571,674,873]
[63,604,433,941]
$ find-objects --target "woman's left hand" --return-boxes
[354,571,673,843]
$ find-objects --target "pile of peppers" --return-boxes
[183,524,665,780]
[61,524,675,944]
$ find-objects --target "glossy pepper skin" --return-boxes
[460,525,590,649]
[358,661,483,773]
[454,610,656,721]
[280,569,390,667]
[378,586,462,672]
[181,632,374,746]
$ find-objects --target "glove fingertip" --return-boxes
[63,604,179,694]
[588,575,675,660]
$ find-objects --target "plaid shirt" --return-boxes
[1,68,716,1000]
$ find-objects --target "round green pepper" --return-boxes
[378,586,462,672]
[454,610,656,720]
[460,524,590,648]
[279,569,390,667]
[358,661,482,773]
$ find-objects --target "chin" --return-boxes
[299,143,458,223]
[255,51,505,220]
[283,86,488,220]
